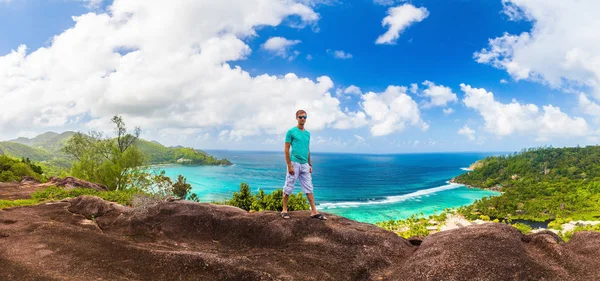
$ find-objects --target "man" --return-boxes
[280,110,327,220]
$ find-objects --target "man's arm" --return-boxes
[308,151,311,166]
[285,142,294,174]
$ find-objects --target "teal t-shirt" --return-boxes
[285,127,310,164]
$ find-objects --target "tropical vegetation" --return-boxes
[220,182,310,212]
[377,146,600,239]
[0,124,231,177]
[0,155,45,182]
[455,146,600,222]
[0,186,138,210]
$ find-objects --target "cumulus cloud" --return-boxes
[344,85,361,95]
[421,80,458,108]
[328,49,353,59]
[360,86,428,136]
[409,83,418,94]
[458,125,475,140]
[376,4,429,45]
[461,84,589,140]
[579,93,600,122]
[500,79,508,84]
[475,0,600,99]
[443,108,454,115]
[262,37,301,60]
[0,0,386,142]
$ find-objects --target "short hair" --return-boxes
[296,110,307,117]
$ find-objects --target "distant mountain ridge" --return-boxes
[0,131,232,174]
[9,131,77,153]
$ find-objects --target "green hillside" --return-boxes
[454,146,600,221]
[10,131,76,153]
[1,132,231,175]
[0,142,53,161]
[136,139,232,165]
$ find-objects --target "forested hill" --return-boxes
[10,131,76,153]
[135,139,231,165]
[454,146,600,221]
[0,132,231,174]
[454,146,600,189]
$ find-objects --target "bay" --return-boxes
[160,150,501,224]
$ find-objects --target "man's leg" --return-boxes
[282,193,289,213]
[282,162,298,215]
[298,163,324,217]
[305,193,319,216]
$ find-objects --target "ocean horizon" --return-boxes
[160,150,502,224]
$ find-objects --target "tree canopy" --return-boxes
[454,146,600,221]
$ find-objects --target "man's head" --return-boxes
[296,110,307,125]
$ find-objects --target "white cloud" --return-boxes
[262,37,301,60]
[80,0,103,9]
[332,110,369,130]
[475,0,600,100]
[306,54,313,60]
[409,83,418,94]
[360,86,428,136]
[443,108,454,115]
[458,125,475,141]
[376,4,429,45]
[461,84,589,140]
[328,49,353,59]
[579,93,600,122]
[1,0,382,142]
[500,79,508,84]
[354,134,366,143]
[421,80,458,108]
[373,0,395,5]
[344,85,361,95]
[315,136,347,147]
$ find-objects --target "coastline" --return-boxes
[449,177,504,193]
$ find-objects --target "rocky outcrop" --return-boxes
[49,176,108,191]
[1,197,599,280]
[19,176,40,184]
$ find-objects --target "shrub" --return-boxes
[0,199,40,209]
[228,183,254,211]
[512,223,532,234]
[31,186,138,206]
[224,182,310,212]
[399,223,430,238]
[0,155,44,182]
[172,175,192,199]
[188,193,200,202]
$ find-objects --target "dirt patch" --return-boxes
[0,182,53,200]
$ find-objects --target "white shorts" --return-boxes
[283,162,313,195]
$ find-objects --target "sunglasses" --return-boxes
[298,116,307,119]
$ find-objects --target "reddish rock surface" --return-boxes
[49,176,109,191]
[0,196,599,280]
[0,177,108,201]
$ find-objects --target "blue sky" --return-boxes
[0,0,598,153]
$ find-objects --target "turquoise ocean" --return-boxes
[160,151,501,224]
